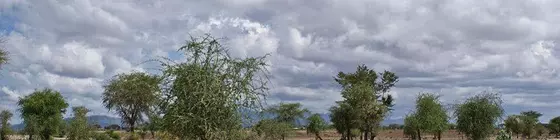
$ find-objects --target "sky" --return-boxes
[1,0,560,124]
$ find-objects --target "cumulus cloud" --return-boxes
[3,0,560,123]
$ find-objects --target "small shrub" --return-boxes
[496,129,512,140]
[92,132,113,140]
[105,130,120,140]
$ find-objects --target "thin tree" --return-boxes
[67,106,90,140]
[454,92,504,140]
[306,113,327,140]
[158,34,270,140]
[102,72,161,133]
[0,110,12,140]
[18,88,69,140]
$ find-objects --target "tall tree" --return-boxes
[409,93,449,140]
[306,113,327,140]
[0,110,12,140]
[158,35,270,140]
[253,119,292,140]
[333,64,398,140]
[67,106,90,140]
[454,92,504,140]
[102,72,160,133]
[266,103,309,127]
[18,88,69,140]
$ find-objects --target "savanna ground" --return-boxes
[7,129,559,140]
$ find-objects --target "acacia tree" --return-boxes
[267,103,309,127]
[253,119,292,140]
[158,35,270,140]
[67,106,90,140]
[454,92,504,140]
[332,64,399,140]
[18,88,69,140]
[306,113,327,140]
[403,114,420,140]
[413,93,448,140]
[102,72,160,133]
[0,110,12,140]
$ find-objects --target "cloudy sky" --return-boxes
[1,0,560,124]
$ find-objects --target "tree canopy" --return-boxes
[102,71,161,132]
[306,113,327,140]
[158,34,270,140]
[0,110,12,140]
[454,92,504,140]
[18,88,68,140]
[67,106,90,140]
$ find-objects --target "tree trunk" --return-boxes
[346,129,351,140]
[416,129,422,140]
[316,133,323,140]
[370,133,375,140]
[437,132,442,140]
[28,134,32,140]
[364,131,369,140]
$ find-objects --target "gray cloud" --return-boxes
[2,0,560,124]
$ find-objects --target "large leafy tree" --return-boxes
[0,110,12,140]
[18,88,69,140]
[102,72,161,132]
[266,103,309,127]
[67,106,90,140]
[407,93,449,140]
[253,119,292,140]
[403,114,420,140]
[519,110,542,139]
[454,92,504,140]
[158,35,270,140]
[332,64,398,140]
[306,113,327,140]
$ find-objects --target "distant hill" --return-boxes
[12,115,122,131]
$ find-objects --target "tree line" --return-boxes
[0,35,558,140]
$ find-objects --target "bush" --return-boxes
[496,129,512,140]
[92,132,114,140]
[105,130,120,140]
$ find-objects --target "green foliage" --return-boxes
[504,115,523,138]
[67,106,90,140]
[91,132,115,140]
[331,64,398,140]
[519,110,542,138]
[103,72,161,132]
[454,92,504,140]
[306,113,327,139]
[18,88,69,140]
[329,101,358,140]
[413,93,448,140]
[0,110,12,140]
[267,103,309,127]
[404,114,419,140]
[253,119,292,140]
[105,130,121,140]
[549,117,560,137]
[496,129,512,140]
[158,35,270,140]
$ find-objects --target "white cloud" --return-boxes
[4,0,560,124]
